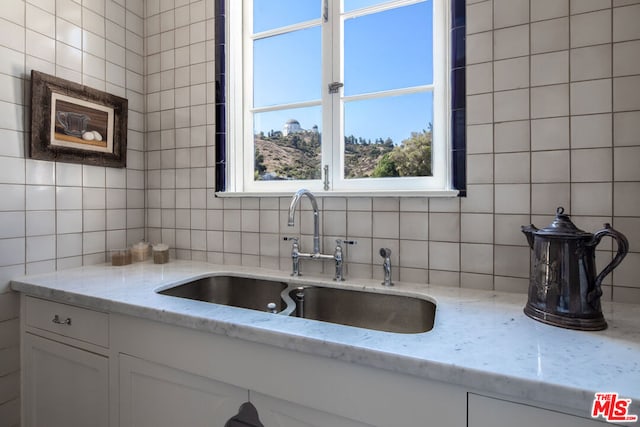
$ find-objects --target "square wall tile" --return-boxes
[571,9,612,48]
[467,154,493,184]
[531,18,569,54]
[613,4,640,42]
[531,84,569,118]
[613,40,640,76]
[26,211,55,236]
[494,152,530,183]
[494,89,529,122]
[571,44,612,81]
[429,241,460,271]
[531,0,568,21]
[461,213,493,243]
[571,148,613,182]
[429,212,460,242]
[494,25,529,60]
[531,51,568,86]
[614,147,640,181]
[467,1,492,34]
[531,150,570,182]
[494,121,530,153]
[570,79,612,115]
[495,184,530,214]
[614,182,640,216]
[467,93,493,125]
[399,240,428,269]
[531,117,570,151]
[466,31,493,65]
[467,62,493,95]
[399,212,428,241]
[494,245,530,278]
[572,183,613,215]
[614,76,640,111]
[27,235,55,262]
[495,214,531,246]
[493,0,529,28]
[460,243,493,274]
[572,114,612,148]
[531,183,570,214]
[494,57,529,91]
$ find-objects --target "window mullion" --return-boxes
[320,0,338,191]
[329,0,342,191]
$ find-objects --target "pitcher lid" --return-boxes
[535,207,592,238]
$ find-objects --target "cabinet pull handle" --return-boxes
[52,315,72,325]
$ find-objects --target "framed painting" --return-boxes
[30,70,128,168]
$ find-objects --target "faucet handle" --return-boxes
[283,236,299,243]
[336,239,357,246]
[380,247,392,258]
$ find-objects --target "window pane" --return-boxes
[343,1,432,96]
[253,0,321,33]
[343,0,396,13]
[343,92,433,179]
[253,27,322,107]
[254,107,322,181]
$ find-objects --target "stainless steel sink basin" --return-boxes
[157,275,435,333]
[289,286,435,334]
[158,275,288,312]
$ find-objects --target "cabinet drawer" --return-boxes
[25,296,109,348]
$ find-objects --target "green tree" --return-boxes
[389,130,432,177]
[371,153,399,177]
[254,147,266,178]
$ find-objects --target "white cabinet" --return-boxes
[21,296,110,427]
[110,313,466,427]
[119,354,248,427]
[468,393,607,427]
[22,333,108,427]
[250,391,375,427]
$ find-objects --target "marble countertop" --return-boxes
[11,260,640,419]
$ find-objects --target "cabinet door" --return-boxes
[23,333,109,427]
[119,354,248,427]
[468,394,607,427]
[250,391,377,427]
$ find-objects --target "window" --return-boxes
[224,0,456,195]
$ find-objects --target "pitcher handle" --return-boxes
[56,111,67,128]
[587,223,629,303]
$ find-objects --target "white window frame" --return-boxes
[225,0,456,196]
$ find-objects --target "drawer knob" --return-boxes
[52,315,72,326]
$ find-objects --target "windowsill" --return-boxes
[215,189,460,198]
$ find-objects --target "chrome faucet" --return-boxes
[288,188,321,255]
[286,189,355,280]
[380,248,394,287]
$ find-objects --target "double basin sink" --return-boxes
[157,275,435,334]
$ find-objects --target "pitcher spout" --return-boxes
[521,225,538,250]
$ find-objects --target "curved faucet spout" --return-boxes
[288,189,320,255]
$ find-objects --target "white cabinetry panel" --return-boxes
[468,393,607,427]
[23,333,108,427]
[119,353,248,427]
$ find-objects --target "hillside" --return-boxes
[254,129,431,180]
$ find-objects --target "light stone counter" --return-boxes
[11,260,640,419]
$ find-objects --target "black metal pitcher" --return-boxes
[521,207,628,331]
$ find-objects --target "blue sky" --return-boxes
[252,0,433,145]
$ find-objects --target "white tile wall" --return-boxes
[0,0,145,422]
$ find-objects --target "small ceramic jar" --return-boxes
[131,241,151,262]
[111,248,132,266]
[152,243,169,264]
